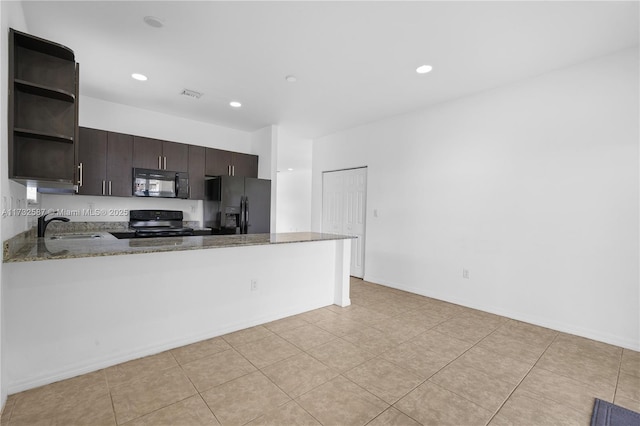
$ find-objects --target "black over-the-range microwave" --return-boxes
[133,168,189,199]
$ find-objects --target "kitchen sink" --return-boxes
[49,234,103,240]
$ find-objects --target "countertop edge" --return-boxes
[3,232,355,263]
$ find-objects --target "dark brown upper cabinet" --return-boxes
[132,136,162,169]
[188,145,206,200]
[106,132,134,196]
[205,148,232,176]
[76,127,258,199]
[78,127,132,197]
[9,28,79,185]
[206,148,258,178]
[77,128,106,196]
[133,136,188,172]
[232,152,259,178]
[162,141,188,172]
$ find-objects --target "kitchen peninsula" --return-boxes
[2,232,353,394]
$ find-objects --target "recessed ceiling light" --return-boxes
[287,168,294,171]
[131,73,148,81]
[229,101,242,108]
[143,16,164,28]
[285,75,297,83]
[416,65,433,74]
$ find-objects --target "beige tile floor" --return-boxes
[1,278,639,425]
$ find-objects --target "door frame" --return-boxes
[321,166,368,278]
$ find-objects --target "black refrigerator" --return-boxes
[204,176,271,234]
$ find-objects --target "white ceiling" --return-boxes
[21,1,639,140]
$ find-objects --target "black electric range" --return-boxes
[110,210,195,239]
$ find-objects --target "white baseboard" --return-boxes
[364,274,640,352]
[7,302,328,395]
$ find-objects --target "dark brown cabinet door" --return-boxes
[77,127,107,195]
[232,152,258,178]
[188,145,205,199]
[106,132,133,197]
[163,141,188,172]
[133,136,163,169]
[205,148,232,176]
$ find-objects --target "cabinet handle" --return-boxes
[102,180,106,195]
[158,156,162,169]
[228,165,231,176]
[232,165,235,176]
[163,156,167,170]
[78,163,83,187]
[108,181,112,196]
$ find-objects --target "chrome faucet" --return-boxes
[37,213,70,237]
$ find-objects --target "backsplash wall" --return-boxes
[37,194,203,228]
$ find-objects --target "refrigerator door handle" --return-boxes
[240,196,246,234]
[244,197,249,233]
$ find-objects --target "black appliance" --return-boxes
[204,176,271,234]
[128,210,194,238]
[133,168,189,199]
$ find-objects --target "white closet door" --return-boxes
[322,171,344,235]
[322,168,367,278]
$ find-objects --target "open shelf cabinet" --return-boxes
[8,28,79,186]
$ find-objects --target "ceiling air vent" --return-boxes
[180,89,203,99]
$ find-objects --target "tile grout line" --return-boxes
[285,310,415,424]
[612,348,624,404]
[391,338,492,421]
[525,338,623,402]
[356,321,498,423]
[103,369,119,426]
[297,285,384,425]
[382,319,547,425]
[177,325,341,425]
[114,350,203,425]
[249,347,327,425]
[171,348,224,426]
[365,405,423,426]
[483,331,560,425]
[223,342,299,424]
[347,292,508,417]
[0,395,17,425]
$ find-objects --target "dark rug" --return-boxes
[591,398,640,426]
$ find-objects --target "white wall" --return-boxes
[276,170,312,232]
[1,3,29,241]
[3,239,351,393]
[0,0,29,409]
[78,96,253,153]
[251,126,278,231]
[276,129,312,232]
[312,48,640,350]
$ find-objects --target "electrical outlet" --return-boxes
[463,269,470,279]
[250,280,258,291]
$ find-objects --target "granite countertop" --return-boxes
[4,232,353,263]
